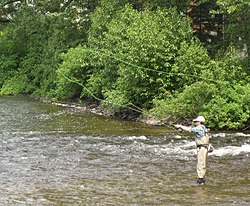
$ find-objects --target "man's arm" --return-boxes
[173,124,192,132]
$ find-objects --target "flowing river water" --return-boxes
[0,96,249,205]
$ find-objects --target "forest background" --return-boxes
[0,0,249,130]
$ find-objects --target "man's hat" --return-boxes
[193,116,205,122]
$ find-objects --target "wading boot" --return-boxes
[197,178,206,185]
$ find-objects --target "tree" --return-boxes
[216,0,250,64]
[0,0,99,96]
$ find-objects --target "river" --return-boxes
[0,96,249,205]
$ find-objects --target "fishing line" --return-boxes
[58,70,180,134]
[58,47,225,135]
[83,47,222,85]
[58,70,156,116]
[88,47,236,95]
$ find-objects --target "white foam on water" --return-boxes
[211,133,226,138]
[145,140,197,158]
[177,140,196,149]
[173,135,182,139]
[211,144,250,156]
[234,132,250,137]
[126,135,148,141]
[141,139,250,159]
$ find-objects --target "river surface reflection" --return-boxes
[0,96,249,205]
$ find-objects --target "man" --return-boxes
[174,116,209,185]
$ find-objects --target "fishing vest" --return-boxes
[195,135,209,145]
[194,125,209,145]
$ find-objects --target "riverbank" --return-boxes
[43,98,250,133]
[44,98,163,125]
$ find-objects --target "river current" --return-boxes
[0,96,249,205]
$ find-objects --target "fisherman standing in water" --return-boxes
[174,116,210,185]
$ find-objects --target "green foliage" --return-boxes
[149,81,218,119]
[215,0,250,60]
[85,5,204,109]
[56,46,94,100]
[0,1,91,97]
[203,84,250,129]
[172,41,212,90]
[0,72,35,95]
[149,45,249,129]
[150,81,250,129]
[55,3,249,129]
[202,46,247,84]
[0,54,17,87]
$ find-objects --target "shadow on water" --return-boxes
[0,96,250,205]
